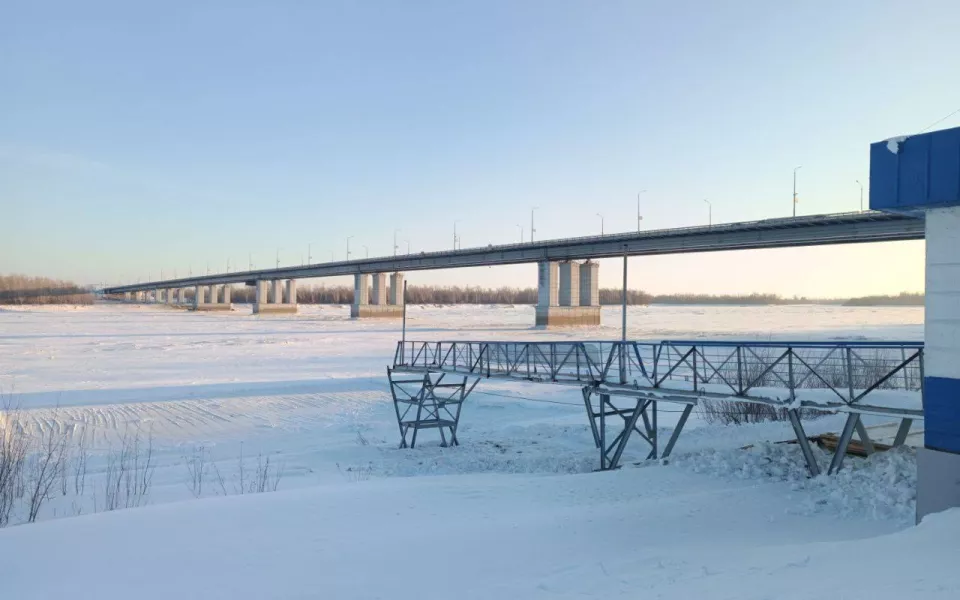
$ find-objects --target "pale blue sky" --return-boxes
[3,1,957,295]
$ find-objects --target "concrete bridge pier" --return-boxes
[352,273,403,318]
[536,260,601,326]
[191,284,232,311]
[123,292,132,302]
[254,279,297,314]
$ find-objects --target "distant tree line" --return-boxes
[0,275,923,308]
[219,284,926,306]
[228,284,797,306]
[0,275,94,305]
[843,292,924,307]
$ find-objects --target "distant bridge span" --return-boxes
[103,211,923,294]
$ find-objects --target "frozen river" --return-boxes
[0,302,949,600]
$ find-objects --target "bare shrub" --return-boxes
[248,452,283,493]
[184,445,208,498]
[24,422,68,522]
[336,462,373,483]
[194,443,285,496]
[72,426,89,496]
[103,426,155,511]
[698,399,829,426]
[236,450,284,494]
[0,406,28,527]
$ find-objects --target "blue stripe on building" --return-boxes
[924,376,960,454]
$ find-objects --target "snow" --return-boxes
[0,302,951,599]
[887,135,910,154]
[0,461,954,599]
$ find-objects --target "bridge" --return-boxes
[387,339,924,477]
[102,210,924,323]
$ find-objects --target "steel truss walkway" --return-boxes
[388,339,924,475]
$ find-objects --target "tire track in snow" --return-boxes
[8,390,391,447]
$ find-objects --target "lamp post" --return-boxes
[517,224,524,243]
[637,189,646,232]
[363,245,369,258]
[793,165,802,217]
[703,198,712,226]
[394,229,401,256]
[531,206,539,242]
[346,236,353,260]
[856,179,864,212]
[597,213,604,235]
[454,220,460,250]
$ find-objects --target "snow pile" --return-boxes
[672,441,818,480]
[671,443,916,523]
[800,447,916,522]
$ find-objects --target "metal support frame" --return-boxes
[893,418,913,447]
[392,337,925,476]
[583,387,692,470]
[387,368,479,449]
[787,408,821,477]
[826,412,903,474]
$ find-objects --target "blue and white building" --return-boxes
[870,125,960,521]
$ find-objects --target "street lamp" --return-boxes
[596,213,604,236]
[454,220,460,250]
[404,239,411,254]
[394,229,401,256]
[637,189,646,232]
[793,165,803,217]
[856,180,864,212]
[703,198,712,226]
[531,206,539,242]
[363,245,369,258]
[516,224,524,243]
[347,236,354,260]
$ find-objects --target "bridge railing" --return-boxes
[393,339,923,415]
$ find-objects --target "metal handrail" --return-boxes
[392,339,924,415]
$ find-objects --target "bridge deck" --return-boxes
[104,211,923,293]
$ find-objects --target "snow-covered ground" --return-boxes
[1,303,951,599]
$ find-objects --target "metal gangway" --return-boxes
[387,339,924,475]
